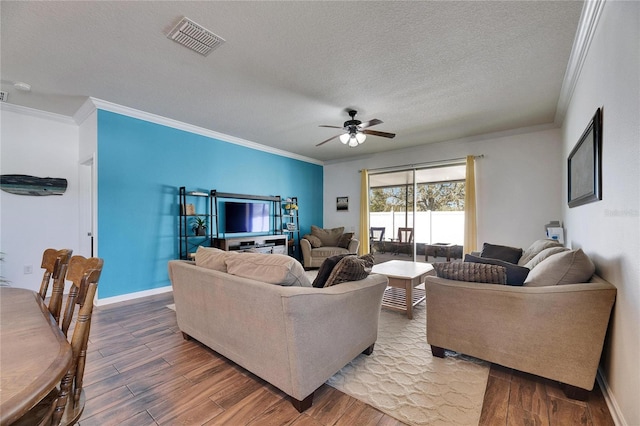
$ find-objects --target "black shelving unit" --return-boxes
[178,187,218,260]
[282,196,300,258]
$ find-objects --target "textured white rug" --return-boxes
[326,301,489,426]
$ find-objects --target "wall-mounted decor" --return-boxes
[336,196,349,211]
[0,174,67,196]
[568,108,602,208]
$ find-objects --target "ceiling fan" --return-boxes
[316,110,396,147]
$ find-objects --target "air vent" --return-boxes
[0,91,8,102]
[167,17,225,56]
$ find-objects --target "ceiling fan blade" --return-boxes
[363,129,396,139]
[319,125,344,129]
[359,119,383,129]
[316,134,341,147]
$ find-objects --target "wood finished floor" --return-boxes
[78,292,614,426]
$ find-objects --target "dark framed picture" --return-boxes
[568,108,602,208]
[336,196,349,211]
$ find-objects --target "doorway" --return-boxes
[368,163,466,263]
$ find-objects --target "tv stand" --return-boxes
[214,235,287,255]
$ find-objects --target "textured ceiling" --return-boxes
[0,1,583,162]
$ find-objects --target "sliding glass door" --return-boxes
[369,163,466,263]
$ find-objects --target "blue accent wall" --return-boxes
[97,110,323,298]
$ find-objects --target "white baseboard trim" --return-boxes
[95,286,172,306]
[597,368,627,426]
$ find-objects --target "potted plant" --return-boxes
[191,216,207,236]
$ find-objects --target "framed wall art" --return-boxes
[336,196,349,211]
[568,107,602,208]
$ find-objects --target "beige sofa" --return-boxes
[300,225,359,269]
[168,259,387,411]
[425,241,616,398]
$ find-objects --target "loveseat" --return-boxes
[300,225,359,269]
[167,249,387,411]
[425,239,616,399]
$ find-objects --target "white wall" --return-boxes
[0,105,81,292]
[561,2,639,424]
[324,126,563,250]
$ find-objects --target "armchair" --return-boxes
[300,225,359,269]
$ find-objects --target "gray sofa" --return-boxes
[300,225,360,269]
[168,258,387,411]
[425,240,617,399]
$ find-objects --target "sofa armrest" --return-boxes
[347,238,360,253]
[425,276,616,390]
[280,274,388,399]
[300,238,312,268]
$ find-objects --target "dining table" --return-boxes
[0,287,73,425]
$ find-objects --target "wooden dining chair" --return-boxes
[39,249,73,324]
[13,262,103,426]
[59,256,104,338]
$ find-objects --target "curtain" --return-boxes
[463,156,477,255]
[358,169,370,255]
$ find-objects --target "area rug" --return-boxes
[326,301,489,426]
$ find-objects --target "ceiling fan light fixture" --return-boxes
[348,135,359,147]
[339,133,350,144]
[356,133,366,144]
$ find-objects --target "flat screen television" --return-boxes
[224,201,270,233]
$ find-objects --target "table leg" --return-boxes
[405,279,413,319]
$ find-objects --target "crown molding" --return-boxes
[0,102,76,124]
[84,98,324,166]
[555,0,606,125]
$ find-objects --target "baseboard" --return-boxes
[597,368,627,426]
[95,285,172,306]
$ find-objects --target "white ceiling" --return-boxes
[0,1,583,163]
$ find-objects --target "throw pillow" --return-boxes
[312,253,353,288]
[311,225,344,247]
[302,234,323,248]
[523,246,569,269]
[323,254,374,287]
[480,243,523,264]
[433,262,507,284]
[337,232,354,249]
[464,254,529,286]
[225,253,311,287]
[524,249,595,287]
[518,239,564,266]
[194,246,238,272]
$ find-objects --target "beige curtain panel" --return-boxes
[359,169,370,256]
[463,155,477,255]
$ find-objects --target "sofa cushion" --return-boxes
[464,254,529,286]
[524,249,595,287]
[480,243,523,264]
[523,246,569,269]
[324,254,374,287]
[433,262,507,284]
[225,253,311,287]
[194,246,238,272]
[518,239,564,266]
[303,234,323,248]
[311,225,344,247]
[312,253,353,288]
[337,232,354,249]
